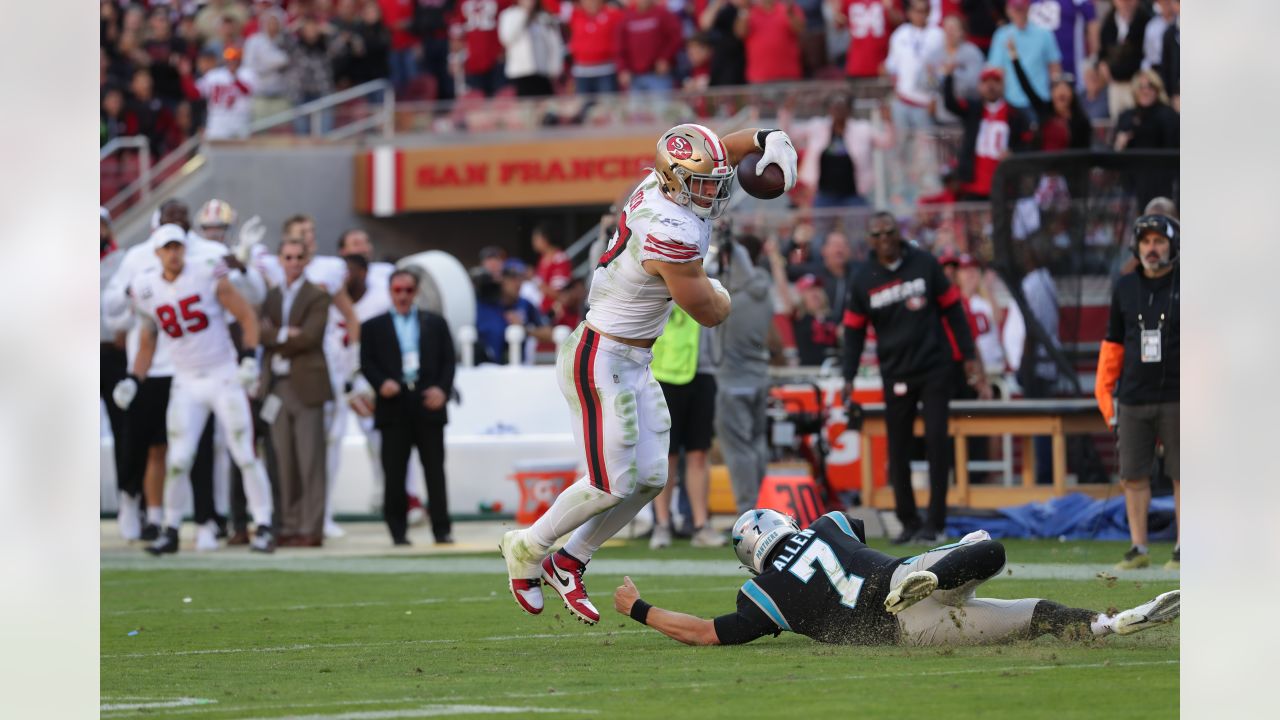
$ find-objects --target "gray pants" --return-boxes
[891,540,1039,646]
[270,378,327,539]
[715,386,770,515]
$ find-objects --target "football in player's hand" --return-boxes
[737,152,787,200]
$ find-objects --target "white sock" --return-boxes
[146,507,163,525]
[163,466,191,529]
[1134,544,1149,555]
[526,477,621,555]
[1090,613,1114,636]
[563,484,662,563]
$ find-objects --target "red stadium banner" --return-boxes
[354,136,657,215]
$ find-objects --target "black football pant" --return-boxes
[380,418,449,542]
[884,369,953,532]
[101,343,131,496]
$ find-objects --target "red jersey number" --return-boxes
[597,211,632,268]
[155,294,210,338]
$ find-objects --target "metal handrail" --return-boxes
[103,134,201,216]
[248,78,395,138]
[100,136,152,206]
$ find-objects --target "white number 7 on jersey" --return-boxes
[788,539,866,609]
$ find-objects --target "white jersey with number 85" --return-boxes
[132,256,237,375]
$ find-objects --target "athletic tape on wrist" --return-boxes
[630,599,652,625]
[754,129,778,151]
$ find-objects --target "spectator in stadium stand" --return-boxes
[141,8,185,104]
[955,254,1004,377]
[1027,0,1098,87]
[1113,69,1178,206]
[735,0,804,85]
[413,0,457,101]
[195,0,251,46]
[1080,60,1109,120]
[475,259,552,364]
[1006,37,1092,151]
[203,15,245,59]
[942,65,1031,200]
[886,0,942,131]
[698,0,747,87]
[286,15,338,134]
[792,0,826,76]
[258,237,334,548]
[196,47,257,140]
[532,225,572,316]
[550,277,586,330]
[101,86,129,147]
[834,0,901,80]
[1142,0,1175,75]
[800,230,858,325]
[986,0,1061,119]
[1098,0,1152,122]
[125,68,176,156]
[498,0,565,97]
[650,309,725,550]
[616,0,683,93]
[842,211,981,544]
[938,251,991,400]
[341,1,393,88]
[714,235,778,514]
[924,15,985,126]
[380,0,422,91]
[445,0,508,99]
[1096,215,1180,572]
[775,269,839,367]
[360,269,457,545]
[955,0,1002,53]
[476,245,507,282]
[161,101,197,155]
[567,0,622,95]
[1158,1,1178,112]
[683,32,714,92]
[244,6,293,122]
[782,95,885,213]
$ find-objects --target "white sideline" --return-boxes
[235,705,598,719]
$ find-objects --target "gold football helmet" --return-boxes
[655,123,735,220]
[196,198,237,242]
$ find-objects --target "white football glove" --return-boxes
[237,355,260,394]
[757,130,798,192]
[959,529,992,544]
[708,277,731,302]
[234,215,265,263]
[112,377,138,410]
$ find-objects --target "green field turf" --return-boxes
[101,538,1179,719]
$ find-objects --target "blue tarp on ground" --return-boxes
[944,492,1177,540]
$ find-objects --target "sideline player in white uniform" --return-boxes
[500,123,798,624]
[196,46,256,140]
[104,199,262,544]
[113,225,277,554]
[256,215,363,537]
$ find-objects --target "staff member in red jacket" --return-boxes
[842,212,982,545]
[1095,215,1180,571]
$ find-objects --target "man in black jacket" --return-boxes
[842,212,983,544]
[1098,0,1153,121]
[360,269,457,545]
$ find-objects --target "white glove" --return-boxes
[112,377,138,410]
[959,529,992,544]
[237,355,260,394]
[757,130,798,192]
[344,342,362,383]
[234,215,265,263]
[708,277,731,302]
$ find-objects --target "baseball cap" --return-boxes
[151,223,188,250]
[223,46,242,63]
[795,273,823,290]
[502,258,528,276]
[479,245,505,260]
[957,253,979,269]
[938,250,960,267]
[980,66,1004,83]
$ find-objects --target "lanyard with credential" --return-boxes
[1138,312,1163,363]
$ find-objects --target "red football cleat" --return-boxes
[541,551,599,625]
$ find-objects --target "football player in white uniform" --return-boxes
[113,225,278,554]
[500,124,797,624]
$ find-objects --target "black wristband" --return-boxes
[127,373,141,384]
[630,599,652,625]
[239,348,256,361]
[754,129,778,150]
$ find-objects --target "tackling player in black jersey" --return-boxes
[614,509,1179,646]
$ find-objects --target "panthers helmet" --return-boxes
[197,199,237,240]
[732,509,799,575]
[1131,214,1179,262]
[654,123,735,220]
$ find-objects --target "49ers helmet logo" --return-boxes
[665,136,693,160]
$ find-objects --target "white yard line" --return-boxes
[101,555,1181,581]
[234,705,597,719]
[100,697,215,711]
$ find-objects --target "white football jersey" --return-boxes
[196,66,256,140]
[968,294,1006,374]
[585,171,711,340]
[132,256,237,374]
[354,262,394,323]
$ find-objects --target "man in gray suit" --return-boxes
[259,237,333,547]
